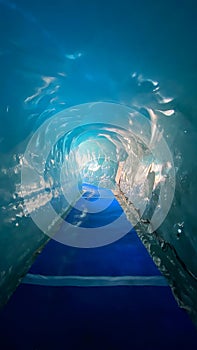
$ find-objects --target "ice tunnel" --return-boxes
[0,0,197,349]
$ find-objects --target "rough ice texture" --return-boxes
[114,189,197,327]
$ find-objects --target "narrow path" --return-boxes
[0,184,196,350]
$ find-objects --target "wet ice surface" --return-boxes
[0,0,197,328]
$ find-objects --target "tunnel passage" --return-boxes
[20,102,197,325]
[21,102,175,248]
[2,101,197,325]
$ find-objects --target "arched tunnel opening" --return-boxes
[20,102,175,248]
